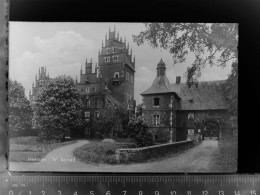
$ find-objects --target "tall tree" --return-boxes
[8,80,33,130]
[33,75,84,140]
[133,23,238,114]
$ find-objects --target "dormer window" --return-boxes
[153,97,160,106]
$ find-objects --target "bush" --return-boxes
[128,116,153,147]
[73,141,135,164]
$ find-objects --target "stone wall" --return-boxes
[115,140,193,163]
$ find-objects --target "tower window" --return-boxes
[112,55,119,61]
[153,115,160,126]
[105,57,110,63]
[106,48,110,54]
[153,97,160,106]
[113,47,116,53]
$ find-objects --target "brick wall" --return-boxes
[115,140,194,163]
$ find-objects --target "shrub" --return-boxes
[128,116,153,147]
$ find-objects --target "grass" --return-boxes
[73,141,136,165]
[9,136,76,162]
[213,135,238,172]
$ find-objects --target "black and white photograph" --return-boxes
[8,22,238,172]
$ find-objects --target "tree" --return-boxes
[92,103,128,138]
[128,116,153,147]
[135,103,143,117]
[8,80,33,130]
[133,23,238,114]
[33,75,84,141]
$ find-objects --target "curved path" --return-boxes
[9,140,220,172]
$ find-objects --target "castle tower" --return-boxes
[29,66,51,102]
[98,27,135,105]
[85,58,92,74]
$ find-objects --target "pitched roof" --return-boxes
[170,80,227,110]
[141,75,173,95]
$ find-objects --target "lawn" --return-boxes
[73,140,136,164]
[9,136,76,162]
[213,135,238,172]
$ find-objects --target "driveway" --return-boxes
[9,140,220,172]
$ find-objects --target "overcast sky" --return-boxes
[9,22,232,104]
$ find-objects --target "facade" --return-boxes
[141,59,234,142]
[29,67,50,102]
[76,27,136,138]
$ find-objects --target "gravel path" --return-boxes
[9,140,220,172]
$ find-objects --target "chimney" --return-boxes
[176,76,181,84]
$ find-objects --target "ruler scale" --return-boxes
[0,173,259,195]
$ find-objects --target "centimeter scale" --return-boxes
[0,173,259,195]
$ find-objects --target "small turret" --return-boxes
[80,65,82,75]
[85,58,92,74]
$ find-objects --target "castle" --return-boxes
[29,27,136,138]
[141,59,236,142]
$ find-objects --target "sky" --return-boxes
[9,22,232,104]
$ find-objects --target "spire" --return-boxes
[80,65,82,75]
[95,63,98,73]
[117,31,119,40]
[105,33,107,40]
[76,75,78,84]
[133,55,135,63]
[130,48,132,56]
[29,89,31,96]
[127,43,129,54]
[102,40,104,47]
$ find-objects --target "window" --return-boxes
[113,47,116,53]
[130,75,134,84]
[106,48,110,54]
[95,111,100,119]
[153,115,160,126]
[86,87,89,93]
[188,129,194,135]
[126,72,129,81]
[105,57,110,63]
[86,99,90,108]
[188,113,194,119]
[112,55,119,61]
[85,128,90,134]
[153,97,160,106]
[92,87,95,92]
[114,72,119,78]
[84,111,90,118]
